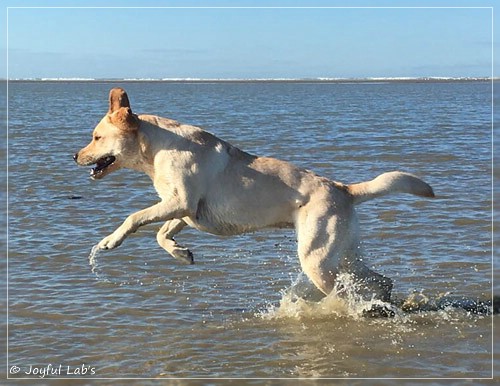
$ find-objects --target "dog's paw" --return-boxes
[172,247,195,265]
[98,234,123,250]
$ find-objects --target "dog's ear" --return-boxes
[108,88,131,114]
[110,107,139,132]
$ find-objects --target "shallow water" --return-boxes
[5,81,496,380]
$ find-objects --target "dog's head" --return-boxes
[74,88,140,180]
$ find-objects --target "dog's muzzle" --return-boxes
[73,151,117,179]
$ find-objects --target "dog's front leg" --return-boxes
[98,202,188,250]
[156,219,194,264]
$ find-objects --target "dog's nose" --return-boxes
[73,152,79,162]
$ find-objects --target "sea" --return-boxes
[3,80,498,384]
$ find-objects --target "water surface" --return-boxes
[5,81,496,380]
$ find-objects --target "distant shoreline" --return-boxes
[2,77,495,84]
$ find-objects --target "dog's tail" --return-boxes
[347,171,435,205]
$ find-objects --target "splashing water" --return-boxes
[88,244,101,276]
[260,271,495,322]
[87,242,493,318]
[86,244,157,287]
[261,272,397,320]
[86,245,493,318]
[88,244,116,284]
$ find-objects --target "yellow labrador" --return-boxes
[74,88,434,301]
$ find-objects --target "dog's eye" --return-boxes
[94,135,101,141]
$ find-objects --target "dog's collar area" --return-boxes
[90,156,116,178]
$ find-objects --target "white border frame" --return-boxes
[5,5,495,381]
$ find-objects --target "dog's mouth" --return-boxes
[90,155,116,179]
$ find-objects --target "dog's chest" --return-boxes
[186,198,253,236]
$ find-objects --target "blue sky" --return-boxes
[2,1,496,79]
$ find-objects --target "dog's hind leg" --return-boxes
[295,204,349,296]
[340,257,393,302]
[156,219,194,264]
[295,199,392,301]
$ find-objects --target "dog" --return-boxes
[74,87,435,302]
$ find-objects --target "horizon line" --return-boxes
[2,76,495,83]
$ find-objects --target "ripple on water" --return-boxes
[6,81,494,378]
